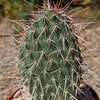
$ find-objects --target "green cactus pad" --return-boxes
[19,1,83,99]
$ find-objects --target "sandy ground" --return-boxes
[0,18,100,100]
[0,18,22,100]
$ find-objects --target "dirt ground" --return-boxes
[0,18,22,100]
[0,18,100,100]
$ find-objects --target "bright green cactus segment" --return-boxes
[19,1,83,100]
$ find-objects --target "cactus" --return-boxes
[18,0,83,99]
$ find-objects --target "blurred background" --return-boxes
[0,0,100,21]
[0,0,100,100]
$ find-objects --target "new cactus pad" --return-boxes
[18,0,83,99]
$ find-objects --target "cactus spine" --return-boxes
[19,0,83,99]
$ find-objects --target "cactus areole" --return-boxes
[19,0,83,99]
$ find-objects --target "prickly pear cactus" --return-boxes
[19,0,83,99]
